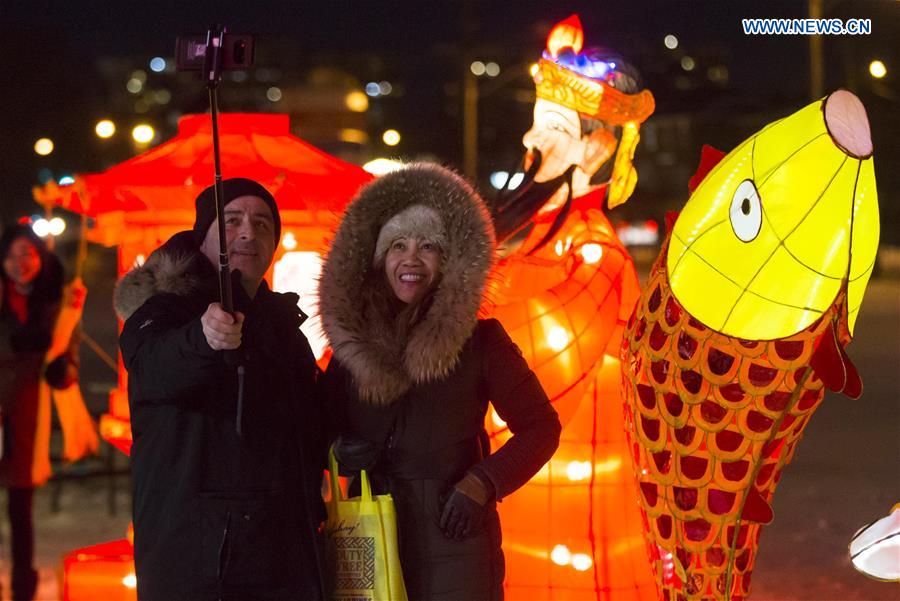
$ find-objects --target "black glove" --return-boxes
[45,355,77,390]
[333,436,381,473]
[439,473,492,541]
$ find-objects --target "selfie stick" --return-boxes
[204,24,233,314]
[203,25,245,436]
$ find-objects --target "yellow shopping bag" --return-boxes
[326,448,408,601]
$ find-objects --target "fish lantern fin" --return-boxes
[664,211,680,234]
[810,321,863,399]
[740,487,774,524]
[688,145,726,194]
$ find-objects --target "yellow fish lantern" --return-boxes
[667,89,878,340]
[621,90,878,601]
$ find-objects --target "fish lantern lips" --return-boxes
[825,89,873,159]
[666,90,879,341]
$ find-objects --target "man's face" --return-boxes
[523,99,587,183]
[199,195,276,294]
[522,98,618,200]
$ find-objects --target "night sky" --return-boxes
[2,0,897,234]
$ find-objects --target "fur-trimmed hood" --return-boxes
[319,163,496,405]
[113,231,210,321]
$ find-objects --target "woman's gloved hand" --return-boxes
[440,471,494,540]
[333,436,381,473]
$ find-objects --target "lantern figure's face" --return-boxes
[383,237,442,304]
[200,195,277,295]
[522,98,618,215]
[3,237,42,286]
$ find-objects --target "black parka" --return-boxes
[325,318,560,600]
[319,164,561,600]
[116,233,326,601]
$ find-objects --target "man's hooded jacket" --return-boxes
[116,231,325,601]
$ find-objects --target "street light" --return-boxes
[382,129,401,146]
[95,119,116,138]
[338,128,368,144]
[345,91,369,112]
[869,60,887,79]
[132,124,155,144]
[32,218,51,237]
[48,217,66,236]
[266,87,282,102]
[463,60,534,178]
[664,35,679,50]
[34,138,54,156]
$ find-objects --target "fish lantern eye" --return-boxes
[729,179,762,242]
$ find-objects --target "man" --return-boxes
[115,178,325,600]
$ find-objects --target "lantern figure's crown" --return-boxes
[535,14,655,125]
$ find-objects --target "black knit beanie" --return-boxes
[192,178,281,244]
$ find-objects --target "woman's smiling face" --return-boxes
[384,237,442,304]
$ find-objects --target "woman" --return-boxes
[0,224,81,601]
[319,163,561,600]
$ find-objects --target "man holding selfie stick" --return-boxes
[114,27,326,600]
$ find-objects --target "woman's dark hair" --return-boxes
[0,223,65,321]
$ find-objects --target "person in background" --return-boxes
[319,163,561,601]
[0,223,84,601]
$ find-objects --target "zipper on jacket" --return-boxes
[235,365,246,436]
[385,415,399,450]
[216,510,232,582]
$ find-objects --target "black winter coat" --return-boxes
[117,236,326,601]
[325,318,561,601]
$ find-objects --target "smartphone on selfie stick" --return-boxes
[175,26,254,314]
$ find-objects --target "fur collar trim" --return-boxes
[319,163,495,405]
[113,231,208,321]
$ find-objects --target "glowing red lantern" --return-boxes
[483,14,658,599]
